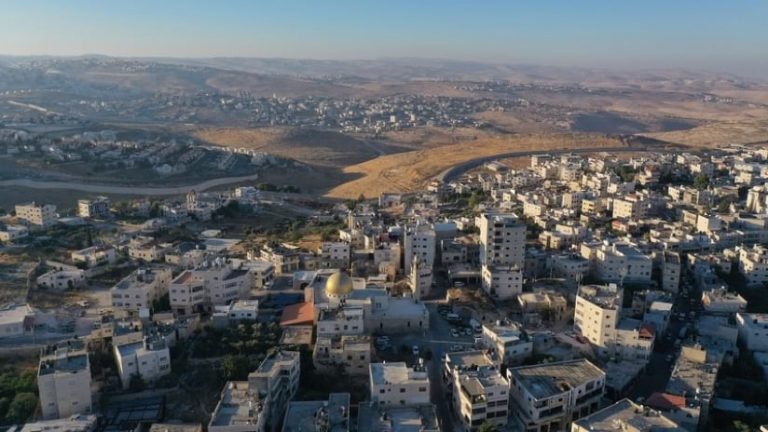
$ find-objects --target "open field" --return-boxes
[325,133,622,198]
[194,127,382,167]
[639,120,768,147]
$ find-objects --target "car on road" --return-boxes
[450,328,459,338]
[453,281,465,288]
[463,328,473,336]
[450,345,464,352]
[412,345,420,356]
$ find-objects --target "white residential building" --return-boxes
[508,359,606,432]
[481,265,523,300]
[113,337,171,389]
[581,242,652,285]
[15,202,57,228]
[71,245,117,268]
[403,223,436,275]
[443,351,509,430]
[736,313,768,352]
[738,244,768,286]
[170,260,252,315]
[477,212,526,269]
[37,268,85,291]
[319,241,351,269]
[247,351,301,432]
[77,196,110,219]
[111,267,172,312]
[369,362,430,406]
[15,414,98,432]
[38,341,93,419]
[481,321,533,365]
[313,335,371,376]
[0,303,34,339]
[701,287,747,315]
[209,381,267,432]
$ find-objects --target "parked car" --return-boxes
[412,345,420,356]
[450,328,459,338]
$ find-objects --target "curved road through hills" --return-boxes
[434,146,651,183]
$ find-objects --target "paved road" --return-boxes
[434,146,651,183]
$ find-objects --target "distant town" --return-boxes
[2,140,768,432]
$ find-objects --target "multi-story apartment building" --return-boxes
[481,264,523,300]
[169,261,252,315]
[443,351,509,430]
[247,351,301,432]
[260,244,301,276]
[508,359,606,432]
[580,242,652,285]
[128,236,171,262]
[481,321,533,365]
[111,267,172,312]
[282,393,350,432]
[612,194,649,220]
[241,259,275,290]
[369,361,430,406]
[38,341,93,419]
[313,335,371,376]
[701,287,748,315]
[77,196,111,219]
[317,306,365,336]
[319,241,351,269]
[656,251,681,294]
[15,202,57,229]
[738,244,768,286]
[736,313,768,352]
[476,212,526,269]
[209,381,267,432]
[403,222,436,275]
[0,224,29,243]
[113,336,171,389]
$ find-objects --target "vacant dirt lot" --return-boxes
[326,133,621,198]
[640,120,768,147]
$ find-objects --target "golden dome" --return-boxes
[325,271,353,297]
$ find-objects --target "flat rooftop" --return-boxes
[572,399,680,432]
[39,341,89,376]
[283,393,350,432]
[445,350,494,369]
[209,381,263,427]
[508,359,605,399]
[357,403,439,432]
[0,303,31,326]
[578,284,621,310]
[370,362,428,386]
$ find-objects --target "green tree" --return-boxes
[693,173,710,190]
[730,420,751,432]
[6,392,37,423]
[222,355,251,381]
[476,420,498,432]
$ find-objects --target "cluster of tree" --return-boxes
[0,369,38,425]
[189,323,280,359]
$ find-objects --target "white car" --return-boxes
[412,345,420,356]
[450,329,459,337]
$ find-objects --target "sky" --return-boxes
[1,0,767,76]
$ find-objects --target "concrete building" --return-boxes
[0,303,34,339]
[111,267,172,312]
[209,381,267,432]
[738,244,768,286]
[15,202,57,229]
[248,351,301,432]
[260,244,301,276]
[357,403,439,432]
[508,359,606,432]
[443,351,509,430]
[128,236,171,262]
[313,335,371,376]
[38,341,93,419]
[581,242,652,285]
[571,398,684,432]
[14,414,98,432]
[369,362,430,406]
[71,245,117,268]
[317,306,365,336]
[481,265,523,300]
[403,223,436,275]
[37,268,85,291]
[214,300,259,322]
[113,336,171,389]
[481,321,533,365]
[282,393,350,432]
[736,313,768,352]
[77,196,110,219]
[169,260,252,315]
[241,259,275,290]
[701,287,747,315]
[574,284,622,349]
[409,254,433,300]
[477,212,526,269]
[658,251,681,294]
[664,345,717,430]
[319,241,351,269]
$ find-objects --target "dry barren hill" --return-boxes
[194,127,381,167]
[326,133,621,199]
[640,120,768,147]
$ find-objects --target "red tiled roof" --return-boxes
[646,392,686,411]
[639,322,656,339]
[280,302,314,327]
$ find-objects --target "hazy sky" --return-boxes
[1,0,767,76]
